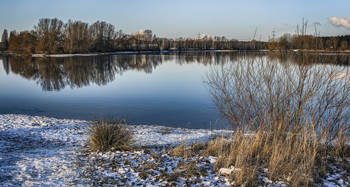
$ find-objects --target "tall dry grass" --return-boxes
[88,119,134,152]
[200,126,348,186]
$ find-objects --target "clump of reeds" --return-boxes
[88,119,134,152]
[200,125,349,186]
[168,124,349,185]
[169,141,207,158]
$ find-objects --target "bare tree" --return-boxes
[35,18,65,54]
[63,20,90,53]
[296,18,308,36]
[205,55,350,141]
[89,21,116,52]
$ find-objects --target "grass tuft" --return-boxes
[88,119,134,152]
[169,141,207,158]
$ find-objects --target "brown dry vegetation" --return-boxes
[169,127,349,186]
[205,56,350,139]
[88,119,134,152]
[190,56,350,185]
[210,127,319,186]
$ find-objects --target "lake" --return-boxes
[0,52,349,129]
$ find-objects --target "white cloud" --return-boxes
[328,16,350,30]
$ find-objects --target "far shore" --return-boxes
[30,50,237,57]
[31,50,241,58]
[1,49,350,58]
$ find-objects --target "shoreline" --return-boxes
[1,49,350,58]
[0,114,232,186]
[0,114,230,146]
[0,114,349,186]
[32,50,241,58]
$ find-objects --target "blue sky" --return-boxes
[0,0,349,41]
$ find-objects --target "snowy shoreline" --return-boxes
[0,114,230,186]
[1,114,349,186]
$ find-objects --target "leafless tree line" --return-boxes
[2,18,268,55]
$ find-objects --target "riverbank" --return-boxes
[29,50,350,58]
[32,50,240,58]
[272,49,350,54]
[0,114,230,186]
[0,114,349,186]
[2,49,350,58]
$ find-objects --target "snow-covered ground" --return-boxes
[0,114,349,186]
[0,114,229,186]
[0,114,87,186]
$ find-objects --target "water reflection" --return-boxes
[267,52,350,66]
[1,52,349,128]
[1,56,10,75]
[3,55,163,91]
[1,52,349,91]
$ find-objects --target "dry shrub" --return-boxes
[169,142,187,157]
[88,119,133,152]
[205,56,350,141]
[315,128,350,181]
[169,141,206,158]
[205,135,231,157]
[206,126,326,186]
[167,128,348,185]
[189,142,207,154]
[333,128,350,158]
[204,55,350,186]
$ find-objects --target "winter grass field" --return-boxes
[0,114,349,186]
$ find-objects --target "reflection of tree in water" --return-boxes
[7,57,66,91]
[1,56,10,75]
[2,52,349,91]
[112,54,166,74]
[267,52,350,65]
[63,56,116,89]
[5,54,170,91]
[174,52,267,65]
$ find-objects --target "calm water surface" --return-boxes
[0,52,349,128]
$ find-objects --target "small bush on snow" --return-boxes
[88,119,133,152]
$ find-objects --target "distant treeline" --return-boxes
[269,34,350,51]
[0,18,349,55]
[0,18,266,55]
